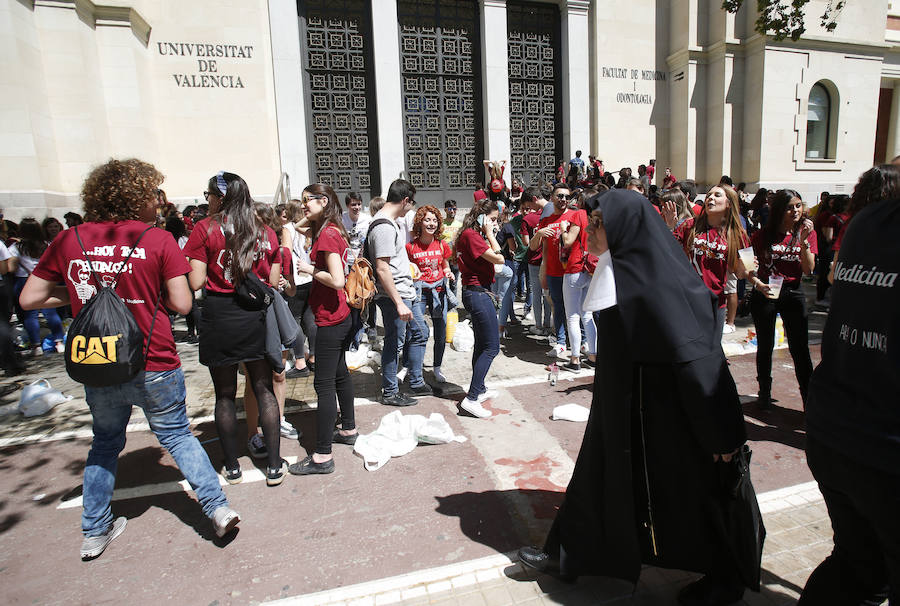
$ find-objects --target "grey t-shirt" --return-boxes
[369,211,415,301]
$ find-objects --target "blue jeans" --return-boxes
[516,259,530,310]
[528,263,552,329]
[377,297,417,394]
[492,261,515,326]
[497,259,519,326]
[462,288,499,400]
[399,293,429,388]
[547,275,567,347]
[82,368,227,536]
[15,276,64,346]
[413,283,447,369]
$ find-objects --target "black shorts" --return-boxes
[199,293,266,367]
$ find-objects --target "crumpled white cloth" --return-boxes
[353,411,468,471]
[582,251,617,312]
[551,403,591,422]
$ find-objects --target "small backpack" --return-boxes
[344,257,376,310]
[65,226,162,387]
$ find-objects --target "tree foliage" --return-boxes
[722,0,845,41]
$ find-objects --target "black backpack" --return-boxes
[65,226,162,387]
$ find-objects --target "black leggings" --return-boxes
[313,314,356,455]
[290,282,317,359]
[750,287,813,402]
[210,359,281,469]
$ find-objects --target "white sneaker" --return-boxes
[433,366,447,383]
[396,366,409,383]
[476,390,499,403]
[211,506,240,538]
[460,397,492,419]
[546,344,565,358]
[723,323,736,334]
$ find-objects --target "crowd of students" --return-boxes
[8,155,899,605]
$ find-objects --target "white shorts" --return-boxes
[723,272,738,295]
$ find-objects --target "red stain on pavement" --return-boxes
[481,398,510,415]
[494,454,567,518]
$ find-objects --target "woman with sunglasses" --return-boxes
[288,184,357,475]
[184,172,286,486]
[747,190,817,409]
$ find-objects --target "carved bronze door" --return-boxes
[299,0,380,196]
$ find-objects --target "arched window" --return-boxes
[806,83,832,159]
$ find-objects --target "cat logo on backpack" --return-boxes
[69,334,123,365]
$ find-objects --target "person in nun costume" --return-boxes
[519,189,763,606]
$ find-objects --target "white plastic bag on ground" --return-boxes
[353,411,467,471]
[345,343,369,371]
[18,379,72,417]
[451,319,474,352]
[552,403,590,422]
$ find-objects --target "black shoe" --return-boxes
[517,546,577,584]
[286,366,311,379]
[677,576,744,606]
[756,393,772,410]
[381,392,417,407]
[288,454,334,475]
[265,459,288,486]
[407,382,434,397]
[186,334,198,345]
[561,361,581,373]
[582,358,596,368]
[333,429,358,445]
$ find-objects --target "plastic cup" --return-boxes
[767,275,784,299]
[738,246,755,274]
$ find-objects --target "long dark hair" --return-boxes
[848,164,900,216]
[454,198,499,258]
[17,218,46,259]
[210,172,263,286]
[302,184,349,243]
[761,189,803,255]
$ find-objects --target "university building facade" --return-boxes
[1,0,897,217]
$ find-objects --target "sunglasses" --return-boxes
[554,192,574,201]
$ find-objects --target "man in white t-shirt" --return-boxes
[341,192,371,263]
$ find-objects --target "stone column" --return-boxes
[887,80,900,162]
[268,0,310,188]
[479,0,511,186]
[560,0,591,163]
[371,0,406,195]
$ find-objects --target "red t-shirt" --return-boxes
[457,228,494,288]
[523,211,542,266]
[674,218,747,307]
[562,209,589,274]
[182,217,279,293]
[751,230,818,288]
[537,211,569,277]
[31,221,188,372]
[407,238,451,284]
[828,212,850,252]
[308,224,351,327]
[692,203,703,217]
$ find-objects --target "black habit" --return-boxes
[543,189,760,588]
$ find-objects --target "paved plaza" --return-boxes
[0,293,844,605]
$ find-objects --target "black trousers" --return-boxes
[749,287,812,401]
[799,437,898,605]
[313,314,355,455]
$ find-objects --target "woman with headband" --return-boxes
[183,171,287,486]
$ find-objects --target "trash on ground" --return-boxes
[552,403,590,422]
[18,379,72,417]
[353,410,467,471]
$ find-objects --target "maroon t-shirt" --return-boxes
[752,230,818,288]
[674,218,748,307]
[182,217,279,293]
[457,228,494,288]
[32,221,189,372]
[523,211,542,266]
[308,224,351,327]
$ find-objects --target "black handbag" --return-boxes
[713,445,766,591]
[234,272,273,311]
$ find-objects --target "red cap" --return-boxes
[473,189,488,202]
[490,179,504,193]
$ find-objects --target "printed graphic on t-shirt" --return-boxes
[689,230,727,274]
[215,234,272,284]
[68,244,148,303]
